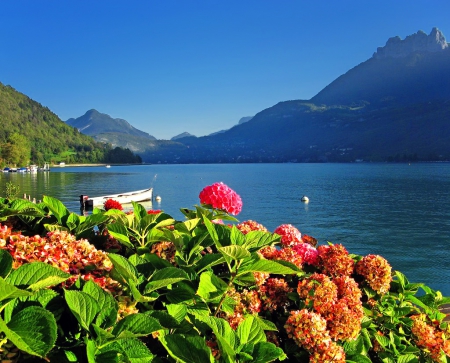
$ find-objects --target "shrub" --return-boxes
[0,184,448,362]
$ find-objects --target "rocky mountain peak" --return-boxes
[373,27,448,59]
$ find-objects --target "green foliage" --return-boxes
[4,182,20,199]
[0,196,448,362]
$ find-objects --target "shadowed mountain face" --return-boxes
[151,28,449,163]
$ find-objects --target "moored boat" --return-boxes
[80,187,153,209]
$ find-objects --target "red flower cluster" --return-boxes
[355,254,392,294]
[317,244,355,277]
[147,209,162,214]
[104,198,123,211]
[274,224,302,246]
[199,182,243,215]
[236,220,268,234]
[260,278,293,312]
[285,309,346,363]
[411,314,450,362]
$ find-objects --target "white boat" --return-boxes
[106,165,111,168]
[80,187,153,209]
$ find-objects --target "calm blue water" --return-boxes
[1,163,449,296]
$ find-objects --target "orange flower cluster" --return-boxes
[298,274,338,315]
[355,254,392,294]
[236,220,268,234]
[150,241,177,265]
[317,244,354,277]
[285,309,346,363]
[274,246,304,269]
[259,278,293,312]
[274,224,302,246]
[297,273,363,341]
[223,289,261,329]
[5,230,112,274]
[411,314,450,362]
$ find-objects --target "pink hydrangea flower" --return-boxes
[292,242,319,266]
[199,182,243,215]
[273,224,302,246]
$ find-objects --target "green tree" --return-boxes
[1,133,31,166]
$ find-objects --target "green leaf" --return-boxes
[237,316,266,345]
[144,267,189,294]
[28,275,71,291]
[218,245,251,260]
[159,334,214,363]
[146,311,180,329]
[0,249,13,278]
[113,338,154,363]
[83,280,118,328]
[230,226,245,246]
[197,271,228,301]
[166,304,188,323]
[397,354,419,363]
[6,261,71,287]
[0,306,57,358]
[64,290,100,331]
[9,199,46,217]
[239,259,298,275]
[202,215,220,246]
[112,313,162,337]
[75,213,109,238]
[0,277,33,301]
[106,224,134,249]
[43,195,70,223]
[243,231,278,250]
[346,354,373,363]
[251,342,286,363]
[66,212,80,231]
[196,253,226,273]
[108,253,139,284]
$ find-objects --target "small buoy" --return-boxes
[155,195,162,202]
[301,196,309,203]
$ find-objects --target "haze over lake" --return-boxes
[1,163,449,296]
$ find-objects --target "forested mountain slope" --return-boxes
[0,83,141,165]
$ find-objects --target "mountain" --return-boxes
[66,109,156,139]
[0,83,141,165]
[171,132,196,141]
[139,28,450,163]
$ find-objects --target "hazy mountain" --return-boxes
[66,109,160,153]
[171,132,196,141]
[139,28,450,163]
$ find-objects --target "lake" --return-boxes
[1,163,449,296]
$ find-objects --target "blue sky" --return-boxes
[1,1,449,140]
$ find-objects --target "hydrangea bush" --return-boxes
[0,183,448,363]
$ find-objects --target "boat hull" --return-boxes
[80,188,153,209]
